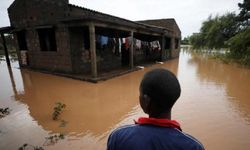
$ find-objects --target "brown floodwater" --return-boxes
[0,49,250,150]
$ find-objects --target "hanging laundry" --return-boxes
[122,38,126,44]
[119,38,122,53]
[125,38,129,49]
[157,41,161,50]
[100,36,108,46]
[136,39,142,49]
[151,41,161,51]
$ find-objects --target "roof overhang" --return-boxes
[60,17,172,38]
[0,26,14,34]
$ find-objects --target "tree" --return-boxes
[181,37,190,45]
[188,1,250,66]
[227,27,250,65]
[228,27,250,55]
[238,0,250,28]
[189,13,238,49]
[189,33,205,49]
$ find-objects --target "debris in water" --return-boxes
[136,66,145,69]
[156,61,164,64]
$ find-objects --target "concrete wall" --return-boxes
[171,48,180,58]
[8,0,72,73]
[25,25,72,72]
[171,37,180,59]
[8,0,69,28]
[69,27,92,74]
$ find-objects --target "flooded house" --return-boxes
[1,0,181,82]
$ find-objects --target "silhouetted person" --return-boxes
[107,68,204,150]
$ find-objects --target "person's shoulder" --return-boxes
[107,124,139,150]
[174,129,205,150]
[109,124,138,136]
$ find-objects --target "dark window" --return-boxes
[175,38,179,49]
[16,30,28,50]
[37,28,57,51]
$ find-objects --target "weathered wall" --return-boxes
[8,0,69,28]
[25,25,72,72]
[69,27,91,74]
[171,49,180,58]
[137,19,181,38]
[8,0,72,72]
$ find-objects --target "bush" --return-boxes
[227,27,250,66]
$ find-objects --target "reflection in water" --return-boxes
[1,50,250,150]
[175,50,250,150]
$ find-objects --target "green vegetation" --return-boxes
[18,101,67,150]
[181,37,190,45]
[44,133,65,145]
[189,13,239,49]
[186,0,250,67]
[19,144,44,150]
[18,133,65,150]
[52,102,66,120]
[0,107,10,118]
[227,27,250,66]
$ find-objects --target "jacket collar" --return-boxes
[135,117,182,131]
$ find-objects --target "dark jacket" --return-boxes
[107,118,204,150]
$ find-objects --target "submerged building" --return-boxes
[1,0,181,82]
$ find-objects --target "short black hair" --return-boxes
[140,68,181,113]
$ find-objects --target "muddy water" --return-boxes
[1,50,250,150]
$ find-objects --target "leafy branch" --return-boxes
[18,133,65,150]
[0,107,10,118]
[18,143,44,150]
[43,133,65,146]
[52,102,66,120]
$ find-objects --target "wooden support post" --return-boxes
[89,23,97,78]
[1,33,11,66]
[161,35,166,61]
[7,66,17,96]
[129,31,134,69]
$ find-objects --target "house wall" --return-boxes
[170,37,180,58]
[171,48,180,58]
[69,27,92,74]
[25,25,72,72]
[8,0,69,28]
[8,0,72,73]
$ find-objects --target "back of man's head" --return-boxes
[140,68,181,115]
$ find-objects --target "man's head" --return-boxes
[139,68,181,117]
